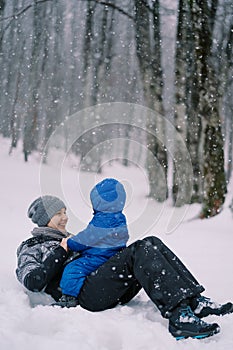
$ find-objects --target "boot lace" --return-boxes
[195,296,220,313]
[179,306,205,324]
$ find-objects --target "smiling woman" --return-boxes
[16,195,72,301]
[47,208,68,234]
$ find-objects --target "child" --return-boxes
[58,178,129,306]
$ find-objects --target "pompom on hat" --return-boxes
[27,195,66,227]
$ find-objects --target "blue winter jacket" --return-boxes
[60,178,129,297]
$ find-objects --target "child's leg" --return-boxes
[60,259,89,297]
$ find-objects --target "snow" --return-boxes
[0,136,233,350]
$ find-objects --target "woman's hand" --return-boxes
[60,237,69,252]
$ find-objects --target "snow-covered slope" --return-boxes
[0,137,232,350]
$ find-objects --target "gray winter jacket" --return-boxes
[16,227,78,301]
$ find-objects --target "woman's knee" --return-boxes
[142,236,163,247]
[130,236,163,253]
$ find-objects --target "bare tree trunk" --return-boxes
[0,0,19,139]
[216,15,233,183]
[172,0,192,205]
[23,2,46,161]
[0,0,5,52]
[151,0,168,199]
[8,40,25,154]
[44,2,64,148]
[186,0,204,203]
[83,1,96,108]
[191,0,227,218]
[8,1,26,154]
[0,0,7,134]
[81,4,117,172]
[0,0,6,136]
[135,0,168,201]
[226,24,233,182]
[66,1,85,116]
[227,117,233,182]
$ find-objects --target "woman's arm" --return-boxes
[16,240,68,292]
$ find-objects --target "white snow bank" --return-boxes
[0,137,232,350]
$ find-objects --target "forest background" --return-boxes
[0,0,233,219]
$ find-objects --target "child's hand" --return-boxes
[60,237,69,252]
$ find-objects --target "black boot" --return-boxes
[192,295,233,319]
[54,294,79,308]
[169,305,220,340]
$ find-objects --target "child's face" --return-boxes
[47,208,68,233]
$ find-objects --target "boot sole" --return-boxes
[169,324,220,340]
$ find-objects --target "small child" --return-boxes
[58,178,129,307]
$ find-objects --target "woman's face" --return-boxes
[47,208,68,233]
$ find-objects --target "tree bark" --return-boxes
[191,0,227,218]
[23,1,46,160]
[0,0,5,47]
[172,0,193,206]
[0,0,18,138]
[226,24,233,182]
[135,0,168,201]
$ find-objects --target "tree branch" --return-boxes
[141,0,176,16]
[85,0,135,20]
[0,0,52,22]
[0,0,176,25]
[81,0,175,20]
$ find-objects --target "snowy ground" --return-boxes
[0,136,233,350]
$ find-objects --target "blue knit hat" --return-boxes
[27,196,66,227]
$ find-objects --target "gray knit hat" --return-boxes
[27,195,66,227]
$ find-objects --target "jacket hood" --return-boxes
[90,178,126,213]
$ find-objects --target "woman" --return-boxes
[16,195,75,301]
[16,194,233,340]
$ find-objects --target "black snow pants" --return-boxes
[78,236,204,317]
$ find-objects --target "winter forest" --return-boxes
[1,1,233,348]
[0,0,233,219]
